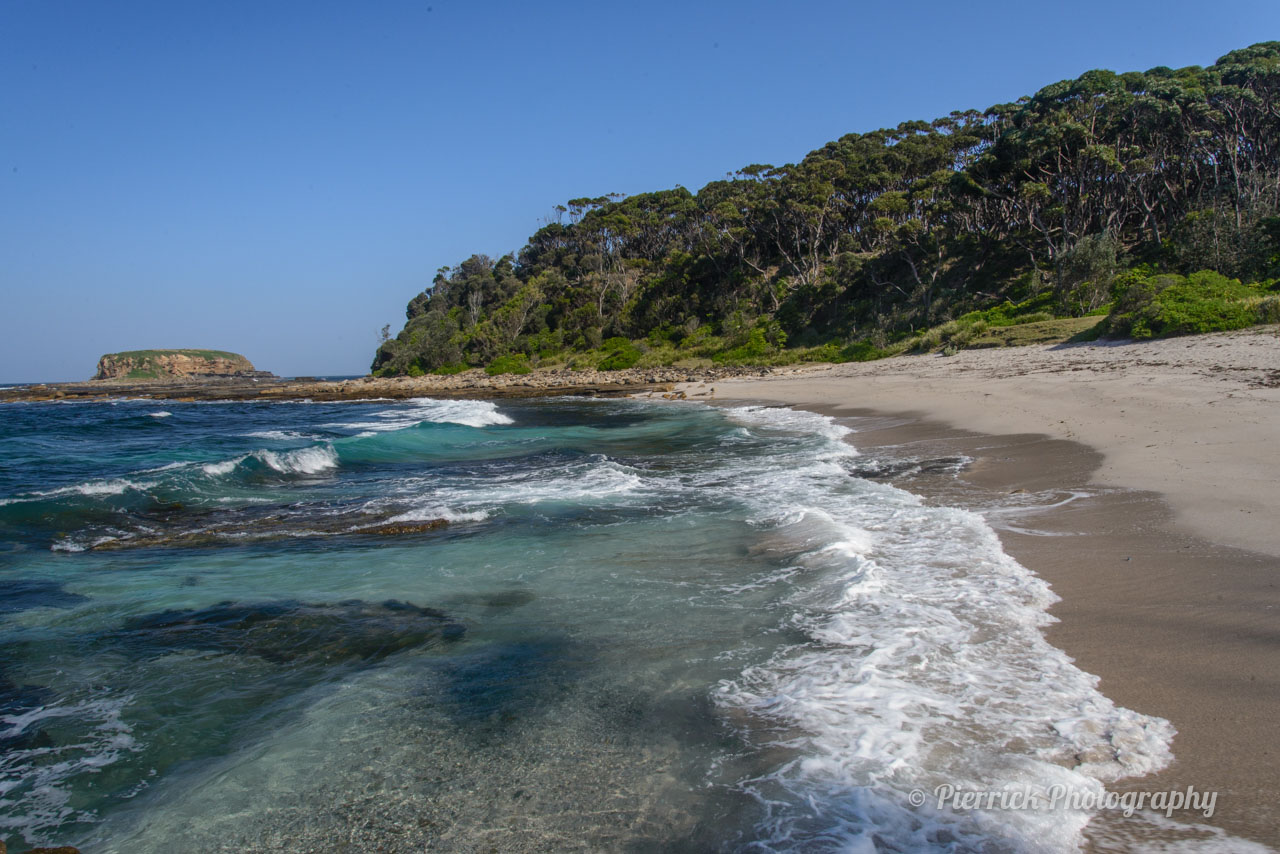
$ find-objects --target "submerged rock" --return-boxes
[83,505,450,551]
[360,520,449,536]
[0,670,57,751]
[844,455,970,481]
[448,589,537,610]
[109,599,465,666]
[0,578,88,613]
[434,637,573,726]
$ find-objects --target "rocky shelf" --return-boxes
[0,365,787,404]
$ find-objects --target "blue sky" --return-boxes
[2,1,1276,381]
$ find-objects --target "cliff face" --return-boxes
[94,349,259,381]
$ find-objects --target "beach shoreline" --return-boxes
[669,328,1280,847]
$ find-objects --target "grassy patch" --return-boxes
[958,293,1059,328]
[969,316,1103,348]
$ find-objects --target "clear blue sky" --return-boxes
[3,0,1276,382]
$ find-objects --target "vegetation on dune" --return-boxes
[1106,270,1279,338]
[375,43,1280,375]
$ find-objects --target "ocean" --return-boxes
[0,396,1176,852]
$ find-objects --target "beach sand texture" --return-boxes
[678,325,1280,847]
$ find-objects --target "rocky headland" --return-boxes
[93,349,273,381]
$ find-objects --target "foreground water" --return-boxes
[0,396,1175,851]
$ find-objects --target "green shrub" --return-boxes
[713,328,772,364]
[678,325,725,356]
[600,337,632,352]
[598,345,642,370]
[1256,296,1280,325]
[432,363,469,375]
[1110,270,1259,338]
[485,354,532,375]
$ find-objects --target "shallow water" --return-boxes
[0,396,1176,851]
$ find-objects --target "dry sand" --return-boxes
[683,325,1280,558]
[675,326,1280,848]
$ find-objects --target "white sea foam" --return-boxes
[258,445,339,475]
[141,461,188,473]
[1,478,157,506]
[708,404,1175,852]
[240,430,321,441]
[329,398,514,433]
[0,696,139,844]
[148,411,172,419]
[50,534,121,553]
[386,505,490,524]
[196,445,339,478]
[727,402,856,448]
[381,455,647,522]
[201,458,242,477]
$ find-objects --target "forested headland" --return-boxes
[374,43,1280,376]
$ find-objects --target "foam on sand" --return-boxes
[711,405,1174,851]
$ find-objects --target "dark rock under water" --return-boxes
[0,579,88,614]
[447,589,537,610]
[84,504,450,552]
[0,676,56,753]
[107,599,465,666]
[432,637,576,728]
[844,455,971,481]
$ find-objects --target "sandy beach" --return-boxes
[675,326,1280,847]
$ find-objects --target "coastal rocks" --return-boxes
[1,362,786,403]
[108,599,465,666]
[92,349,266,381]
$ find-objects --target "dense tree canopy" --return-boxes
[375,43,1280,375]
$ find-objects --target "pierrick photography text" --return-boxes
[916,784,1218,818]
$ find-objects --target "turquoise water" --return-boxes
[0,397,1175,852]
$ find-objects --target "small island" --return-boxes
[93,349,274,381]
